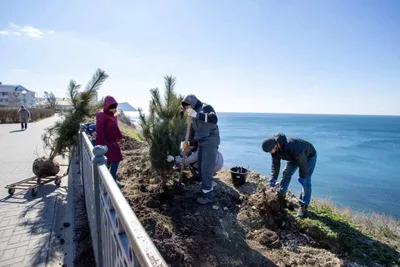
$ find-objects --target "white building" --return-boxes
[36,97,73,110]
[92,91,98,104]
[0,83,36,108]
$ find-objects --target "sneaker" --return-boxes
[296,205,308,218]
[196,191,214,205]
[173,164,182,171]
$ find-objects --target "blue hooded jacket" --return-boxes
[268,133,317,179]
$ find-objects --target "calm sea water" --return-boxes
[217,113,400,218]
[126,111,400,218]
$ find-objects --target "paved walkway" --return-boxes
[0,116,72,267]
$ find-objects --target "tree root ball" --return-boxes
[32,157,60,178]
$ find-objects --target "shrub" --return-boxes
[0,107,55,124]
[138,75,185,173]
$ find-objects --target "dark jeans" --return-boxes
[278,154,317,207]
[21,122,27,129]
[107,161,120,181]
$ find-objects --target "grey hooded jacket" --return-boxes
[18,106,31,123]
[270,133,317,179]
[181,94,220,147]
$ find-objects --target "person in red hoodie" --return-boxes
[96,96,125,188]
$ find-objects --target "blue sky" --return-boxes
[0,0,399,115]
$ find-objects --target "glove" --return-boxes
[166,155,175,162]
[180,141,190,151]
[269,178,276,187]
[186,108,197,118]
[298,177,306,185]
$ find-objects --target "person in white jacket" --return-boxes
[167,146,224,175]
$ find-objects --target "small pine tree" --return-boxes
[138,75,185,172]
[41,68,107,161]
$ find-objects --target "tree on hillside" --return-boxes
[33,68,107,177]
[138,75,185,173]
[43,91,58,109]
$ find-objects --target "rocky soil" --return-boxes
[118,137,397,267]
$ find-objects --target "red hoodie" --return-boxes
[96,96,123,163]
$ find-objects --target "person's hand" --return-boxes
[117,139,124,145]
[180,141,190,151]
[185,108,197,118]
[298,177,306,185]
[166,155,175,162]
[269,178,276,187]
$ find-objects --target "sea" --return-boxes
[125,112,400,218]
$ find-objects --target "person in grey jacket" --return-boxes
[262,133,317,218]
[181,94,220,204]
[18,105,31,130]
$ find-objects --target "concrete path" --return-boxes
[0,116,73,267]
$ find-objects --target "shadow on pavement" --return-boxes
[9,129,24,133]
[16,182,68,266]
[0,191,29,204]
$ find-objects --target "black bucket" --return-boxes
[230,166,249,186]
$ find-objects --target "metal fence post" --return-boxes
[92,145,107,267]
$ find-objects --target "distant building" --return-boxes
[36,91,98,110]
[92,91,98,104]
[36,97,73,110]
[118,102,137,112]
[0,82,36,108]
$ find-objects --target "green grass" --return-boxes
[292,200,400,266]
[119,122,143,141]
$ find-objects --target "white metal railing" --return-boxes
[79,127,167,267]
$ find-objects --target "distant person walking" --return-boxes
[18,105,30,130]
[96,96,125,189]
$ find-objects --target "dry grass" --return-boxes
[312,199,400,241]
[299,198,400,265]
[119,122,142,141]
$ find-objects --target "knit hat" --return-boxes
[262,137,276,152]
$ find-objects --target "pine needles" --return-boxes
[138,75,185,172]
[42,68,108,160]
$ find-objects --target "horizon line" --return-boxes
[126,109,400,117]
[216,111,400,116]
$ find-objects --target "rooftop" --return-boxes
[36,97,72,106]
[0,84,35,93]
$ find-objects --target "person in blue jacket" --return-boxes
[262,133,317,218]
[82,123,97,146]
[181,94,220,204]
